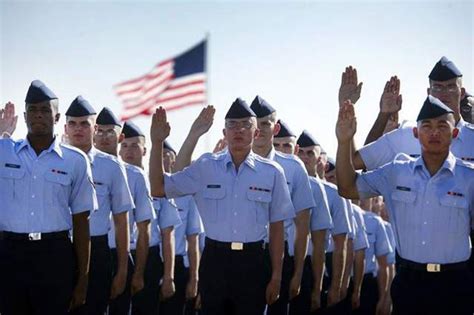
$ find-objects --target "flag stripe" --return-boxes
[115,40,206,120]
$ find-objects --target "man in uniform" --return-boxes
[296,131,352,314]
[336,96,474,314]
[149,98,295,315]
[272,120,333,315]
[159,141,203,315]
[0,81,96,314]
[354,199,392,315]
[250,96,316,315]
[94,107,156,315]
[65,96,133,315]
[119,121,180,315]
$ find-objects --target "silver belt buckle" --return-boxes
[427,263,441,272]
[28,233,42,241]
[231,242,243,251]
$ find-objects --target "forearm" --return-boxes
[134,221,150,276]
[187,234,200,280]
[342,239,354,291]
[149,141,165,197]
[330,234,347,292]
[376,257,389,301]
[336,139,359,199]
[269,221,285,281]
[364,112,391,145]
[293,210,310,279]
[174,133,201,172]
[72,212,91,278]
[114,212,130,276]
[352,250,365,296]
[161,227,175,280]
[311,230,327,294]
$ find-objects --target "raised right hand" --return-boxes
[150,107,170,143]
[0,102,18,136]
[336,100,357,143]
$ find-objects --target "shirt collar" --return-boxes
[455,118,467,142]
[266,147,276,160]
[412,152,456,175]
[223,150,257,172]
[15,136,63,158]
[86,146,98,165]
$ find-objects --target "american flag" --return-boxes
[115,40,207,120]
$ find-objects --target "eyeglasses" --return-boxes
[95,129,118,138]
[430,85,459,93]
[225,121,253,130]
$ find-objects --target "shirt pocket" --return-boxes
[439,195,469,234]
[390,189,416,229]
[202,185,226,223]
[44,172,72,209]
[0,167,25,202]
[94,184,110,210]
[247,189,272,225]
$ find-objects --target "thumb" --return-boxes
[357,82,363,93]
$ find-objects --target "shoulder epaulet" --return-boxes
[59,143,89,159]
[462,122,474,131]
[455,158,474,169]
[394,152,415,163]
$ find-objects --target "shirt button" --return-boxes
[424,221,427,225]
[30,212,34,216]
[31,194,35,198]
[233,230,237,234]
[33,176,37,179]
[234,212,237,216]
[234,194,237,198]
[426,201,429,205]
[422,241,426,245]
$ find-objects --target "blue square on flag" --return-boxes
[115,40,207,120]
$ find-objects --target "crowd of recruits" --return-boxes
[0,55,473,315]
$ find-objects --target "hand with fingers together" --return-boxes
[150,107,171,144]
[189,105,216,138]
[0,102,19,137]
[380,76,402,114]
[339,66,363,107]
[336,100,357,144]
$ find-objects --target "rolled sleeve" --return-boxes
[164,162,201,198]
[133,174,155,223]
[310,179,333,231]
[291,165,316,213]
[158,198,182,229]
[375,218,393,257]
[111,162,134,214]
[186,199,204,236]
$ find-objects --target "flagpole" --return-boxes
[204,32,211,153]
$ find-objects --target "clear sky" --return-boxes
[1,0,473,163]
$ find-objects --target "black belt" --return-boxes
[0,230,70,241]
[175,255,185,265]
[205,237,265,251]
[91,234,109,247]
[398,256,468,273]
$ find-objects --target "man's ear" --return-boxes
[143,146,147,157]
[461,87,466,100]
[254,128,260,139]
[452,127,459,139]
[294,144,300,155]
[118,133,125,143]
[55,113,60,124]
[273,122,281,136]
[413,127,419,139]
[427,87,430,96]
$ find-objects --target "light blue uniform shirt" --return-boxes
[0,138,97,233]
[323,181,352,253]
[87,148,134,236]
[356,153,474,264]
[175,196,204,267]
[361,210,392,275]
[383,221,397,265]
[352,204,369,251]
[293,177,333,257]
[164,150,295,242]
[149,197,182,247]
[359,119,474,171]
[265,149,315,244]
[109,163,156,249]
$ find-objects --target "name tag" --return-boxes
[396,186,411,192]
[51,169,68,175]
[206,184,221,189]
[5,163,21,169]
[461,157,474,162]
